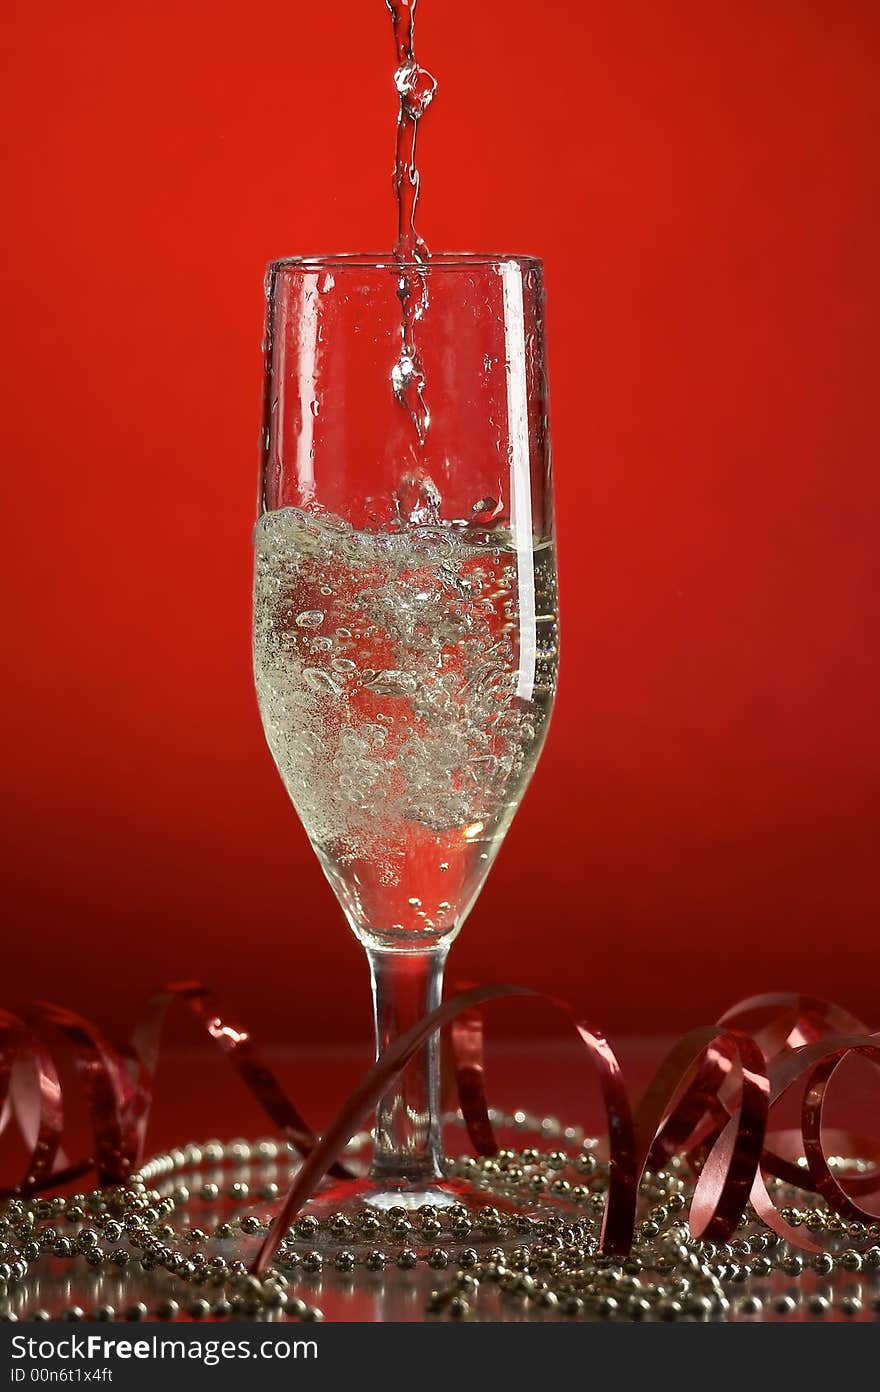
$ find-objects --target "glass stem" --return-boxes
[366,945,447,1186]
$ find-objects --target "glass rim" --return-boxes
[267,250,543,273]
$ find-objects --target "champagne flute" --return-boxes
[253,252,557,1217]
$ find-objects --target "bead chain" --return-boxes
[0,1110,878,1323]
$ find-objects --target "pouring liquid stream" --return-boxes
[387,0,436,446]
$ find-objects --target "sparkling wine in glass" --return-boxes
[253,252,557,1214]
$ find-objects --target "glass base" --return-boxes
[291,1171,496,1213]
[240,1170,554,1255]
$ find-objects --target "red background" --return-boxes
[1,1,878,1047]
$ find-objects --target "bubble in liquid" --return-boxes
[408,897,422,907]
[331,658,357,674]
[253,505,558,899]
[303,668,341,695]
[296,610,325,629]
[365,669,418,696]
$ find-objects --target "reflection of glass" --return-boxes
[254,254,558,1212]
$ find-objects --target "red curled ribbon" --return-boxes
[131,984,351,1181]
[446,995,496,1158]
[0,1009,64,1194]
[0,983,878,1279]
[803,1041,880,1223]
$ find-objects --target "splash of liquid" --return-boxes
[386,0,436,445]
